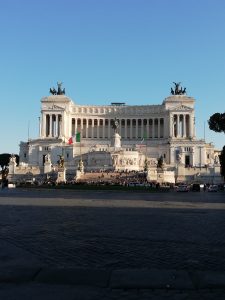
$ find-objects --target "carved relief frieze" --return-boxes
[170,105,193,111]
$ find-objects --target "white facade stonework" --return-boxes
[16,91,222,184]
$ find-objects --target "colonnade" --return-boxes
[41,113,194,140]
[170,114,193,138]
[71,118,165,139]
[41,113,62,138]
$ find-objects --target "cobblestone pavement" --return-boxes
[1,283,225,300]
[0,189,225,299]
[0,189,225,270]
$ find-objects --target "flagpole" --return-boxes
[143,131,148,171]
[80,133,82,160]
[204,121,206,141]
[78,130,83,172]
[145,137,147,157]
[28,120,30,142]
[80,135,82,160]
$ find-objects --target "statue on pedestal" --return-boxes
[144,158,148,171]
[112,118,120,134]
[78,159,84,173]
[8,154,17,175]
[157,156,164,169]
[57,155,64,168]
[111,117,121,149]
[10,154,16,164]
[43,153,52,174]
[44,153,51,164]
[56,155,66,182]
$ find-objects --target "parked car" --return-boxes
[192,183,201,192]
[177,185,189,192]
[208,185,218,192]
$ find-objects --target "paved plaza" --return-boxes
[0,188,225,299]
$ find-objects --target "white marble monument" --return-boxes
[14,82,222,184]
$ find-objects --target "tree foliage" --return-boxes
[208,112,225,180]
[208,113,225,133]
[219,146,225,180]
[0,153,19,169]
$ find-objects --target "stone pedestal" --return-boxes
[111,133,121,150]
[75,160,84,180]
[8,161,16,175]
[75,170,83,180]
[44,162,51,174]
[147,167,157,182]
[214,166,221,174]
[86,152,112,171]
[57,167,66,183]
[8,156,17,183]
[147,167,175,184]
[8,155,17,175]
[112,150,142,171]
[157,168,175,184]
[176,164,186,183]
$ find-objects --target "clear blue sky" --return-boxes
[1,0,225,154]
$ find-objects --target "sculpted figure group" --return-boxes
[171,82,186,95]
[50,82,65,95]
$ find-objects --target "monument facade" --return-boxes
[16,82,222,183]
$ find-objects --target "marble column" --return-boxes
[43,113,47,137]
[49,114,52,137]
[92,119,94,138]
[146,119,149,139]
[161,118,164,138]
[191,148,195,167]
[152,118,155,138]
[130,119,133,139]
[118,119,121,136]
[189,114,193,138]
[82,118,84,138]
[97,119,99,139]
[136,119,138,139]
[158,118,160,138]
[183,115,186,138]
[86,119,89,138]
[170,115,173,138]
[177,114,180,137]
[173,115,176,137]
[75,118,77,135]
[108,119,110,139]
[61,113,65,137]
[125,119,127,139]
[56,114,59,137]
[103,119,105,139]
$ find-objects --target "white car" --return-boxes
[208,185,218,192]
[177,185,189,192]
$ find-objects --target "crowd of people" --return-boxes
[77,170,155,187]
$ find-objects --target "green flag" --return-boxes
[76,132,81,142]
[141,132,147,143]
